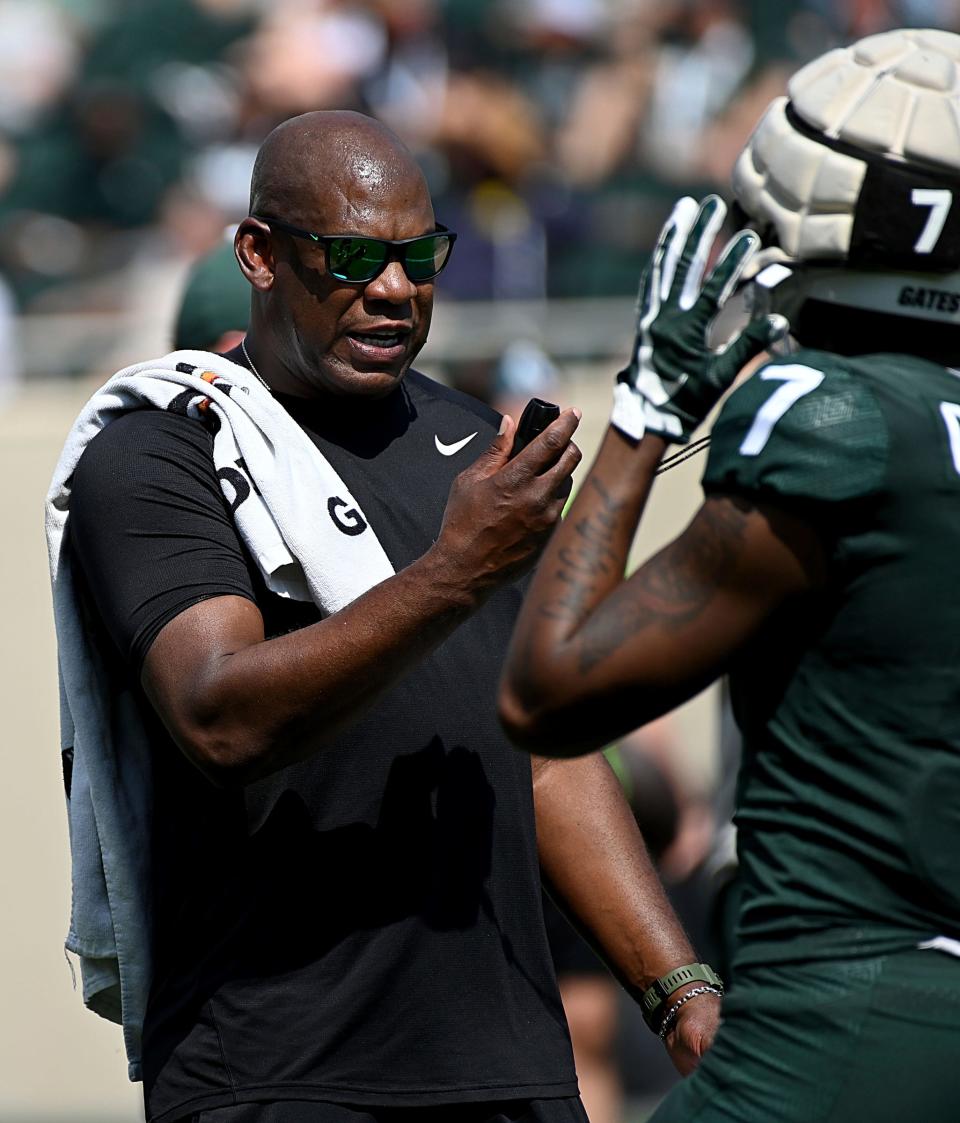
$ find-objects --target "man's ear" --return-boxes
[235,218,275,292]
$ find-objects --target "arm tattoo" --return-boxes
[576,499,748,673]
[538,478,627,621]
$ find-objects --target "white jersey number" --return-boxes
[939,401,960,476]
[739,365,825,457]
[912,188,953,254]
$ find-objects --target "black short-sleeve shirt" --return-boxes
[69,367,577,1123]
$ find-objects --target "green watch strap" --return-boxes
[641,962,723,1028]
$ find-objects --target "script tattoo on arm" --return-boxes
[539,477,628,623]
[574,498,750,674]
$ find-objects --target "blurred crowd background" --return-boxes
[3,0,959,401]
[4,2,960,1120]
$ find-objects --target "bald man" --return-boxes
[61,112,717,1123]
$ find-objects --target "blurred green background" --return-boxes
[3,1,955,1119]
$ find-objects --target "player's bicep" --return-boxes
[621,492,822,671]
[557,494,824,750]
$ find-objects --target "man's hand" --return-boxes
[432,409,581,599]
[612,194,786,444]
[662,990,722,1075]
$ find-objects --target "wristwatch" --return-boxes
[641,962,724,1030]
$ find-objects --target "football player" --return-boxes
[501,28,960,1122]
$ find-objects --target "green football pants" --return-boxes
[649,948,960,1123]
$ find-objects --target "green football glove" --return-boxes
[612,194,787,444]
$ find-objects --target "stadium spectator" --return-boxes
[48,109,719,1123]
[4,1,853,324]
[172,234,248,353]
[502,27,960,1122]
[19,0,954,391]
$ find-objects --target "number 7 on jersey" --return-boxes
[739,365,825,457]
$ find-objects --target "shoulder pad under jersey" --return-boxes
[703,350,888,505]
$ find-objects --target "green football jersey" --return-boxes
[703,348,960,968]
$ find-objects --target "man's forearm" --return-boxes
[532,751,697,995]
[501,428,666,754]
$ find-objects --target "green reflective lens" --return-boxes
[327,237,388,282]
[327,234,451,282]
[405,235,450,280]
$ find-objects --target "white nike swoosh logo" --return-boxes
[435,432,478,456]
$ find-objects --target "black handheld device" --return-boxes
[510,397,560,457]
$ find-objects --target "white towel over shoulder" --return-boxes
[45,350,396,1079]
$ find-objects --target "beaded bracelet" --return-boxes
[657,983,724,1040]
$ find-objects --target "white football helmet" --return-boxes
[732,28,960,326]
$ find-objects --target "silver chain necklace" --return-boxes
[241,338,271,392]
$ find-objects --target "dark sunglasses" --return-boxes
[254,215,457,283]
